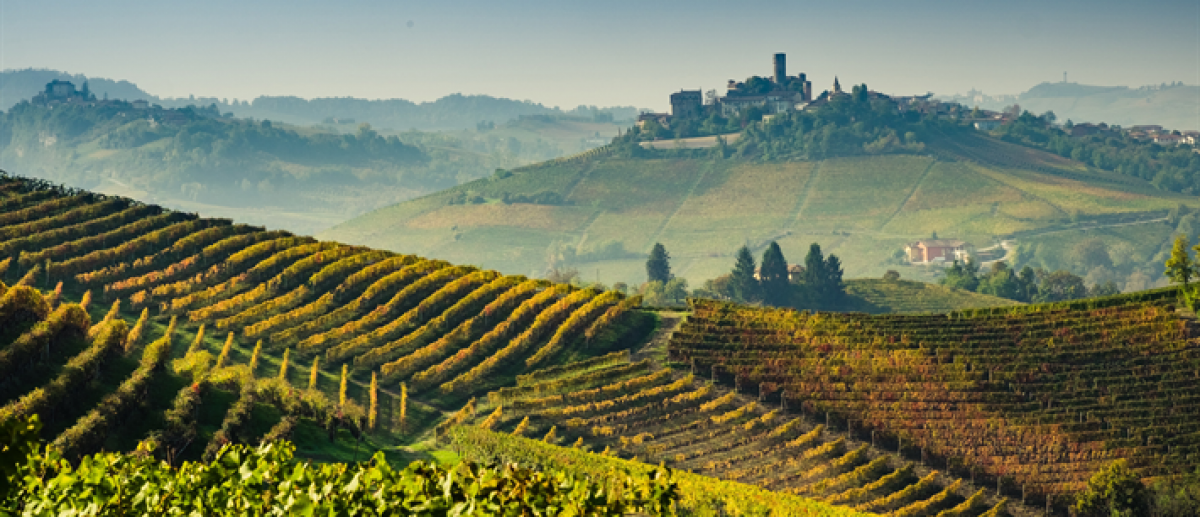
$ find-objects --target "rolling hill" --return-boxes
[321,131,1197,288]
[0,172,656,469]
[844,278,1022,314]
[7,167,1200,515]
[446,288,1199,515]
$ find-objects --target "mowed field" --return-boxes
[323,139,1199,287]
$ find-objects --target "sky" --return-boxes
[1,0,1197,111]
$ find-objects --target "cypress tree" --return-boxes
[731,246,760,303]
[646,243,671,284]
[823,254,846,306]
[759,241,790,307]
[803,243,827,298]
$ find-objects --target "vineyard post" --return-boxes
[871,430,876,447]
[711,365,718,385]
[781,390,787,411]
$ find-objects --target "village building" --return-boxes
[905,239,970,263]
[1153,133,1186,146]
[31,80,95,106]
[1069,122,1111,137]
[753,264,807,281]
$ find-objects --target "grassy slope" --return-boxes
[322,134,1198,287]
[845,278,1022,314]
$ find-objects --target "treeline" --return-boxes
[940,259,1119,303]
[634,241,847,311]
[992,111,1200,195]
[1,102,425,171]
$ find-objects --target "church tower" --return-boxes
[833,77,842,95]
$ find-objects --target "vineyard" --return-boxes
[0,172,652,468]
[663,292,1195,513]
[452,350,1011,516]
[7,168,1200,515]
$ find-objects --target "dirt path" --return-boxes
[631,311,686,367]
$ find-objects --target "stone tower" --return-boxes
[774,53,786,85]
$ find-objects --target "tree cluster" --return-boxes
[995,110,1200,196]
[695,241,845,311]
[941,258,1118,303]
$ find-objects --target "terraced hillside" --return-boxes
[323,134,1196,286]
[453,350,1013,516]
[0,173,651,464]
[664,292,1194,512]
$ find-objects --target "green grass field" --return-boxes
[322,139,1200,288]
[845,278,1023,313]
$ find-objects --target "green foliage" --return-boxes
[759,241,790,307]
[1165,235,1195,285]
[731,246,760,303]
[2,415,679,515]
[801,243,845,308]
[646,242,672,284]
[994,110,1200,195]
[1074,460,1151,517]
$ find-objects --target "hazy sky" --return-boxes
[2,0,1197,110]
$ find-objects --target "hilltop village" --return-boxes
[638,53,1200,147]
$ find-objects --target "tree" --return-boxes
[646,243,671,284]
[821,254,845,306]
[978,262,1021,300]
[1090,281,1121,297]
[731,246,760,303]
[1018,266,1039,302]
[1165,236,1195,285]
[1073,238,1113,270]
[941,259,979,292]
[1036,270,1087,302]
[759,242,790,306]
[663,278,689,305]
[1074,460,1150,517]
[803,243,826,292]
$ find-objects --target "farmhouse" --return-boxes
[906,239,969,263]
